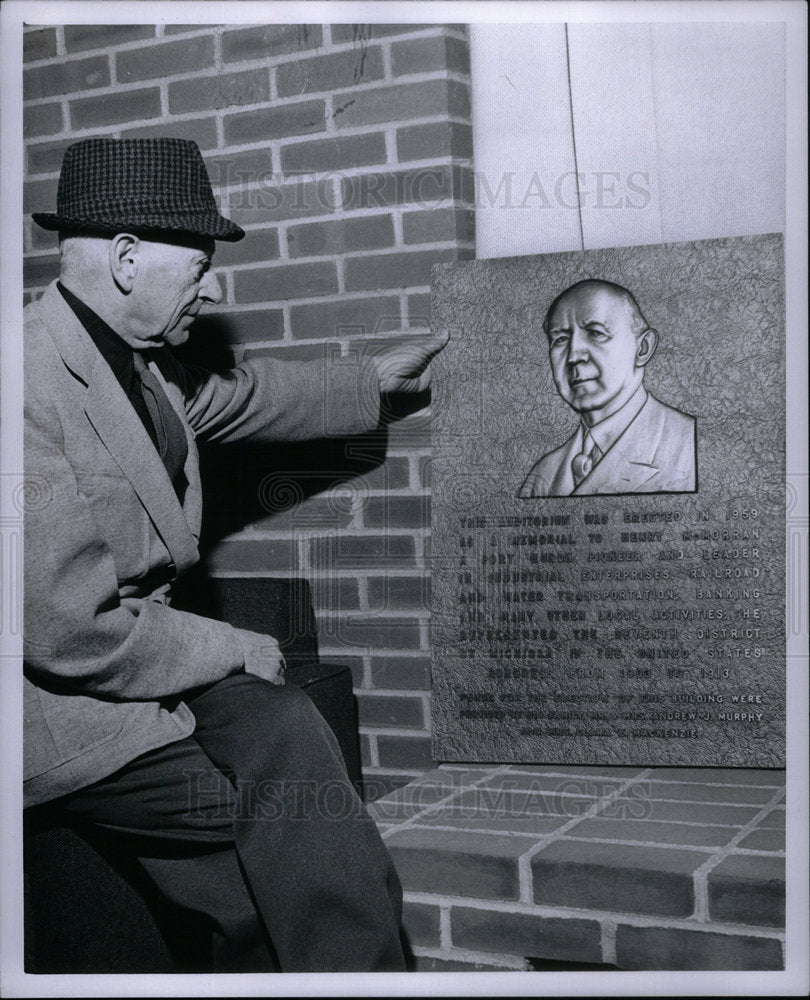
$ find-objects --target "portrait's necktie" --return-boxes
[571,431,600,488]
[132,351,188,498]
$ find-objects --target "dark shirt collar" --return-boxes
[57,281,136,396]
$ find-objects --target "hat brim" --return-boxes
[32,212,245,242]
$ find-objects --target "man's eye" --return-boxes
[587,328,609,341]
[550,334,569,348]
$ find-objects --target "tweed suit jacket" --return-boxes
[23,281,379,807]
[518,393,696,497]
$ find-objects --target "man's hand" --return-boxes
[234,628,286,685]
[372,330,450,395]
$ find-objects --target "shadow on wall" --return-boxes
[172,313,429,552]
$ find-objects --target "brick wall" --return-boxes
[22,22,475,795]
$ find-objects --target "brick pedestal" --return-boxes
[370,764,786,971]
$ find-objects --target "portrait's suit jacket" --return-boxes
[518,393,696,497]
[23,281,379,806]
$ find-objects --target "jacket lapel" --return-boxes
[574,395,664,494]
[41,283,200,572]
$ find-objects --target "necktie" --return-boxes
[132,352,188,498]
[571,431,599,488]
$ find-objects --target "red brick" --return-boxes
[254,494,355,533]
[363,772,421,804]
[397,120,473,163]
[244,343,332,363]
[615,798,761,827]
[642,781,776,805]
[357,457,411,491]
[280,132,387,174]
[24,103,64,139]
[23,177,58,214]
[330,25,417,43]
[371,655,431,691]
[407,293,431,327]
[234,261,338,303]
[403,207,474,245]
[708,854,785,927]
[25,56,110,101]
[316,651,364,687]
[228,178,337,225]
[420,812,567,837]
[222,24,323,64]
[392,34,470,77]
[288,215,394,258]
[24,28,57,63]
[309,577,361,611]
[198,308,284,344]
[205,539,297,573]
[117,36,214,83]
[369,782,452,822]
[368,576,430,613]
[377,734,434,770]
[164,26,207,36]
[277,47,384,97]
[334,79,470,128]
[224,101,325,146]
[451,907,601,963]
[342,165,454,210]
[169,68,270,115]
[385,826,523,899]
[482,770,634,794]
[532,840,702,916]
[213,228,279,267]
[402,901,441,949]
[64,24,156,53]
[760,807,785,828]
[570,817,738,848]
[327,616,423,652]
[31,227,59,252]
[384,413,432,448]
[27,139,74,176]
[289,296,401,340]
[419,455,431,487]
[357,693,424,729]
[615,924,783,971]
[363,496,429,530]
[345,248,470,292]
[121,117,218,151]
[23,255,59,288]
[205,149,273,189]
[647,768,785,786]
[737,828,785,851]
[70,87,161,129]
[310,534,416,569]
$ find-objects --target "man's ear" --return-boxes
[109,233,140,293]
[635,327,658,367]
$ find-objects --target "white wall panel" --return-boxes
[470,23,582,258]
[567,22,664,249]
[471,22,786,257]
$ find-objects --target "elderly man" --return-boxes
[24,137,444,972]
[518,278,696,497]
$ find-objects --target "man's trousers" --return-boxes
[60,672,406,972]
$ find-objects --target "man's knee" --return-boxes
[190,673,344,775]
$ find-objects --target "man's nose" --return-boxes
[566,327,589,364]
[200,268,223,304]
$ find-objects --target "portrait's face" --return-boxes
[546,284,649,424]
[127,237,222,348]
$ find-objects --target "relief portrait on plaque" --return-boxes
[518,279,697,498]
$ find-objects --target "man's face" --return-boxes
[125,237,222,348]
[546,284,645,424]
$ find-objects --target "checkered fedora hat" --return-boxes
[32,137,244,242]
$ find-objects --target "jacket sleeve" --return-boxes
[23,385,249,701]
[161,350,381,445]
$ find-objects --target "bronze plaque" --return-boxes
[430,234,785,766]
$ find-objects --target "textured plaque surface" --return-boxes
[430,235,785,767]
